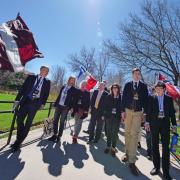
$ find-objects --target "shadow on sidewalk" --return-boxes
[0,150,25,180]
[89,138,150,180]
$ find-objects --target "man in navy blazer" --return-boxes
[145,81,177,180]
[11,66,50,152]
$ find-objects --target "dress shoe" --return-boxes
[83,130,90,134]
[129,163,140,176]
[137,142,141,149]
[150,168,160,175]
[104,148,110,154]
[48,135,57,142]
[163,174,172,180]
[121,154,128,162]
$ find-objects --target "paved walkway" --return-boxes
[0,120,179,180]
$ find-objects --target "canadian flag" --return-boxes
[159,74,180,100]
[77,66,98,91]
[0,14,43,72]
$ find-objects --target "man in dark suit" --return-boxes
[121,68,148,176]
[87,82,108,144]
[145,82,177,180]
[48,76,77,142]
[11,66,50,152]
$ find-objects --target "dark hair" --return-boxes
[110,83,121,97]
[154,81,166,89]
[132,68,141,74]
[40,66,49,71]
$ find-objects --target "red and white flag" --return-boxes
[159,74,180,100]
[77,66,98,91]
[0,14,43,72]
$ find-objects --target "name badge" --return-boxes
[32,89,40,99]
[112,108,117,114]
[133,93,139,100]
[78,99,82,105]
[158,111,165,119]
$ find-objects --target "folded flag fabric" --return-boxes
[159,73,180,100]
[0,14,43,72]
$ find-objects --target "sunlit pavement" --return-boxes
[0,120,179,180]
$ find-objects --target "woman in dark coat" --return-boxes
[72,80,90,143]
[104,83,122,157]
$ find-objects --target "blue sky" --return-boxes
[0,0,178,78]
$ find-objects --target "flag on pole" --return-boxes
[77,66,98,91]
[0,14,43,72]
[158,74,180,100]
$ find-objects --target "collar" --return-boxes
[38,74,44,80]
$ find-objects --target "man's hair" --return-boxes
[155,81,166,89]
[40,66,49,71]
[132,68,141,74]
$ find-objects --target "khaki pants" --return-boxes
[124,108,142,163]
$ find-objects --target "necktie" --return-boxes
[134,82,138,90]
[28,77,42,99]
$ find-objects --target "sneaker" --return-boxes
[129,163,140,176]
[48,135,57,142]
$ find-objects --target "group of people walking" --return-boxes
[11,66,177,180]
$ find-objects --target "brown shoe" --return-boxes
[129,163,140,176]
[121,154,128,162]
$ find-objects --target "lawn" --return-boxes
[0,93,54,132]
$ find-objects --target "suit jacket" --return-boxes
[73,89,90,112]
[54,85,77,108]
[15,75,51,107]
[146,94,177,126]
[103,94,122,119]
[91,90,108,115]
[121,81,148,113]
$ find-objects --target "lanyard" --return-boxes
[158,96,164,112]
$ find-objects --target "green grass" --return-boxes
[0,93,53,132]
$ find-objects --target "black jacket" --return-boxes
[146,94,177,126]
[15,75,50,107]
[54,85,77,108]
[91,90,108,114]
[104,94,122,119]
[122,81,148,113]
[73,89,90,112]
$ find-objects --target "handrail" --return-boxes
[0,100,55,145]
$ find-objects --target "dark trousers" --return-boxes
[89,109,104,141]
[150,118,170,175]
[106,117,120,148]
[146,130,152,155]
[53,105,69,137]
[16,100,39,145]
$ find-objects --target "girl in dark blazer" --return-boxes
[72,80,90,143]
[104,83,122,157]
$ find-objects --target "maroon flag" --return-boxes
[0,14,43,72]
[158,73,180,100]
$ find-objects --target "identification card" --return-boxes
[133,93,139,100]
[112,108,117,114]
[158,111,165,119]
[78,99,82,105]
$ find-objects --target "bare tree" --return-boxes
[105,0,180,119]
[68,46,96,74]
[96,49,110,81]
[51,65,66,87]
[105,0,180,86]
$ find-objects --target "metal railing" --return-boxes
[0,100,55,145]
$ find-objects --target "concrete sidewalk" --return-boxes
[0,120,179,180]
